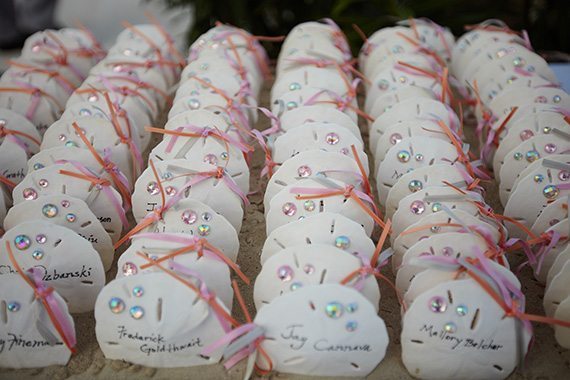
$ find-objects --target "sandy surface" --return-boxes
[1,77,570,380]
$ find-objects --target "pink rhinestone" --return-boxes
[277,265,293,281]
[61,200,70,208]
[340,148,349,155]
[410,200,425,215]
[545,143,557,153]
[390,133,402,145]
[325,133,339,145]
[165,186,177,196]
[181,210,197,224]
[442,247,453,256]
[297,165,312,177]
[23,188,37,200]
[282,202,297,216]
[535,96,547,103]
[559,171,570,181]
[122,262,138,276]
[519,129,534,140]
[203,154,218,165]
[38,179,48,188]
[550,219,560,226]
[146,181,160,195]
[88,95,98,102]
[31,44,41,52]
[58,134,66,141]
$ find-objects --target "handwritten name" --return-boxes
[2,168,25,180]
[280,324,371,352]
[0,264,93,281]
[117,326,203,356]
[419,324,503,351]
[0,333,60,353]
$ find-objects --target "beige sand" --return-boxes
[1,78,569,380]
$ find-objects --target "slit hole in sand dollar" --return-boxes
[351,363,360,369]
[411,339,424,344]
[198,354,210,360]
[1,301,7,324]
[470,308,480,330]
[106,341,119,345]
[319,269,327,284]
[447,290,453,304]
[157,298,163,321]
[309,301,316,310]
[319,200,325,212]
[330,219,336,234]
[305,237,312,244]
[493,365,503,372]
[275,180,288,186]
[283,356,304,364]
[81,221,92,228]
[53,239,62,248]
[81,280,93,285]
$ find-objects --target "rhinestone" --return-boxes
[282,202,297,216]
[286,101,298,110]
[429,296,447,312]
[325,132,339,145]
[38,179,49,187]
[220,151,229,160]
[340,148,349,155]
[346,303,358,313]
[550,218,560,226]
[88,95,98,102]
[277,265,293,281]
[304,200,315,211]
[289,82,301,91]
[165,186,177,196]
[325,302,344,318]
[36,234,47,244]
[431,202,442,212]
[58,134,66,141]
[146,181,160,195]
[181,210,197,224]
[496,48,507,58]
[378,79,389,90]
[79,108,92,116]
[42,203,58,218]
[534,174,544,183]
[109,297,125,313]
[297,165,312,177]
[543,185,559,199]
[444,322,457,333]
[525,150,539,162]
[61,200,70,208]
[198,212,211,222]
[130,306,144,319]
[66,213,76,222]
[198,224,211,236]
[346,321,358,332]
[7,302,20,312]
[65,141,78,147]
[408,180,423,192]
[390,133,402,145]
[410,200,425,214]
[442,246,453,256]
[23,188,37,200]
[188,99,200,109]
[31,44,41,52]
[397,150,410,162]
[559,171,570,181]
[456,305,468,316]
[203,154,218,165]
[335,236,351,249]
[535,96,547,103]
[112,65,123,72]
[545,143,557,154]
[290,282,303,291]
[14,235,31,250]
[519,129,534,140]
[32,163,44,170]
[162,172,173,180]
[527,65,535,72]
[553,95,561,103]
[513,152,523,160]
[122,262,138,276]
[415,153,424,161]
[430,226,441,233]
[132,287,144,297]
[513,57,524,67]
[303,264,315,274]
[543,126,552,134]
[123,48,133,56]
[32,250,44,260]
[200,63,209,70]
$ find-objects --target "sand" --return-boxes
[1,76,569,380]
